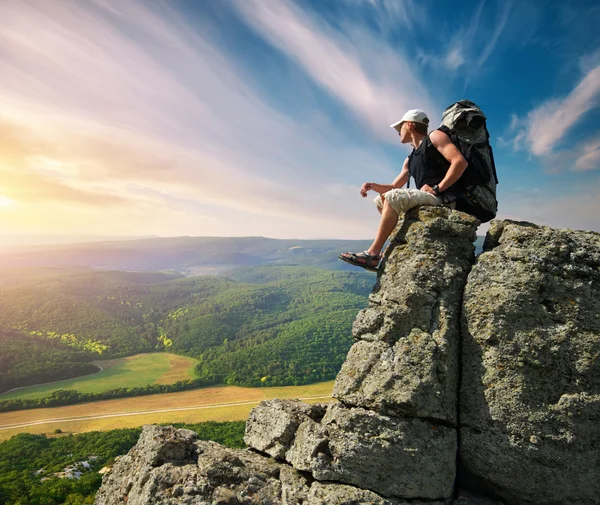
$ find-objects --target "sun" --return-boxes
[0,195,16,209]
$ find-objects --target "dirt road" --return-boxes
[0,395,332,431]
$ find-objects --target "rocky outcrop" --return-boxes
[243,399,326,460]
[94,210,600,505]
[245,207,477,501]
[96,424,452,505]
[460,220,600,505]
[94,425,287,505]
[333,206,477,423]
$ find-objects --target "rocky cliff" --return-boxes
[94,207,600,505]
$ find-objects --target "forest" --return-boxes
[0,266,371,405]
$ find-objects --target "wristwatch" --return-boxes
[432,184,441,197]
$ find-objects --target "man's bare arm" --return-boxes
[423,130,467,193]
[360,158,409,197]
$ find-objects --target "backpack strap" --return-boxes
[485,126,499,185]
[406,150,415,189]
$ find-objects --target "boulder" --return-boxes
[94,425,453,505]
[306,482,447,505]
[243,399,325,460]
[94,425,284,505]
[460,220,600,505]
[281,402,456,499]
[334,207,478,424]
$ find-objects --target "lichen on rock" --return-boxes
[334,206,479,424]
[460,219,600,505]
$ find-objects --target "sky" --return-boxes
[1,0,600,245]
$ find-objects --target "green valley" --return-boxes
[0,265,371,409]
[0,353,199,401]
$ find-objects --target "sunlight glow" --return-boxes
[26,156,77,177]
[0,196,16,209]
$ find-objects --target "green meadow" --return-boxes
[0,353,199,401]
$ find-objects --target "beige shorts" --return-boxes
[373,188,443,214]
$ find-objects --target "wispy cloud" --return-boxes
[339,0,423,34]
[231,0,438,140]
[504,60,600,172]
[477,1,513,67]
[364,0,422,33]
[0,0,404,239]
[525,65,600,156]
[417,47,465,72]
[574,135,600,171]
[417,0,512,76]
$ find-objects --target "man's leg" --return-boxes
[366,198,398,256]
[339,189,439,270]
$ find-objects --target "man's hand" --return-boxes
[421,184,436,196]
[360,182,373,198]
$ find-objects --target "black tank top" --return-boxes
[408,135,461,201]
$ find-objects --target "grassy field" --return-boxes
[0,381,335,442]
[0,353,199,400]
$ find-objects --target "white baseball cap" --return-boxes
[390,109,430,132]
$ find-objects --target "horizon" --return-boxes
[0,230,490,251]
[1,0,600,242]
[0,232,393,252]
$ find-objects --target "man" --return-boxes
[339,109,468,272]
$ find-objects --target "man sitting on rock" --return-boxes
[339,109,468,272]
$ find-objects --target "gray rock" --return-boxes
[452,490,503,505]
[460,220,600,505]
[244,399,325,460]
[307,481,447,505]
[95,425,454,505]
[94,425,284,505]
[286,403,456,499]
[280,465,311,505]
[334,207,478,423]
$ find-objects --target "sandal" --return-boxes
[338,251,381,272]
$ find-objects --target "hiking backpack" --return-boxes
[427,100,499,222]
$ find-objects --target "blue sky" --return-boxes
[1,0,599,244]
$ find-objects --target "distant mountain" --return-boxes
[0,236,374,274]
[0,235,483,275]
[0,233,156,250]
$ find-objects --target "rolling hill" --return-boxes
[0,266,371,394]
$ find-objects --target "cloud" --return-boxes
[524,65,600,157]
[500,59,600,174]
[574,135,600,171]
[231,0,438,140]
[417,47,466,72]
[417,0,512,76]
[364,0,422,33]
[497,43,600,174]
[477,1,513,67]
[0,0,405,239]
[530,132,600,174]
[338,0,423,34]
[444,48,466,71]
